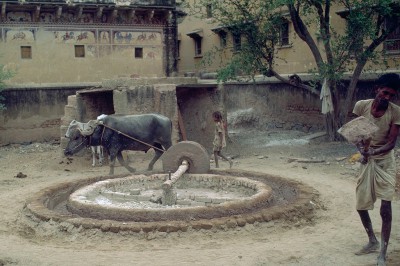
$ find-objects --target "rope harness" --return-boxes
[68,138,87,153]
[99,123,166,153]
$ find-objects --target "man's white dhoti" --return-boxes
[356,150,397,210]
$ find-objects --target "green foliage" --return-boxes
[193,0,400,85]
[194,0,287,81]
[0,64,14,111]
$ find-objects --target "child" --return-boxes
[212,111,233,168]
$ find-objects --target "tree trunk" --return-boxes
[339,62,366,128]
[324,112,335,141]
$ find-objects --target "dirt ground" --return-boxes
[0,130,400,266]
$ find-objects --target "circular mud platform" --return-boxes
[24,169,318,234]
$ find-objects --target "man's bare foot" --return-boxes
[376,255,386,266]
[355,241,380,255]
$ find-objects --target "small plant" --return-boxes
[0,64,14,111]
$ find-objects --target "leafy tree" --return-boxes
[0,63,14,111]
[188,0,400,140]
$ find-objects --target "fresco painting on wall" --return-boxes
[7,12,32,22]
[136,32,161,44]
[86,45,97,57]
[113,31,161,45]
[54,31,95,44]
[114,31,133,44]
[6,30,35,43]
[146,49,158,59]
[99,31,110,44]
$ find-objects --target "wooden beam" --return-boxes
[56,6,62,21]
[149,10,154,21]
[96,6,103,21]
[128,9,135,21]
[34,5,41,22]
[1,2,6,21]
[76,6,83,22]
[110,9,118,22]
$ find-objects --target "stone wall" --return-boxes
[0,86,82,145]
[223,78,394,133]
[224,83,324,132]
[59,78,200,150]
[1,78,392,147]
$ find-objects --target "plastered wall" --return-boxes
[0,86,80,145]
[1,26,165,84]
[1,78,388,147]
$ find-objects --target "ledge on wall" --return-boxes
[5,82,101,90]
[195,71,399,85]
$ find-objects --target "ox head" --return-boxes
[64,120,98,156]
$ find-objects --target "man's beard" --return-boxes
[377,99,389,110]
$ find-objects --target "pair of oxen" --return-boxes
[64,113,172,175]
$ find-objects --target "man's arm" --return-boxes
[361,123,400,156]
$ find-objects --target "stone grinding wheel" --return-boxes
[161,141,210,174]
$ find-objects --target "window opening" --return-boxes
[233,33,241,52]
[384,18,400,53]
[135,47,143,58]
[21,46,32,59]
[75,45,85,58]
[280,19,289,46]
[206,4,212,18]
[194,37,202,56]
[219,31,227,48]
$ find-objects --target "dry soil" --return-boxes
[0,130,399,266]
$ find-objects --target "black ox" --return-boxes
[64,113,173,175]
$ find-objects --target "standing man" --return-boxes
[353,73,400,266]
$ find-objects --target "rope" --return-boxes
[100,123,165,153]
[68,139,87,153]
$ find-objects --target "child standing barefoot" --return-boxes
[212,111,233,168]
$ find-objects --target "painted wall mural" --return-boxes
[86,45,97,57]
[145,49,158,59]
[113,31,161,45]
[53,30,95,44]
[6,30,35,43]
[99,31,111,44]
[1,26,163,59]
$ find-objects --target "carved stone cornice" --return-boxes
[1,1,174,26]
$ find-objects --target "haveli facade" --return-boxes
[0,0,180,84]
